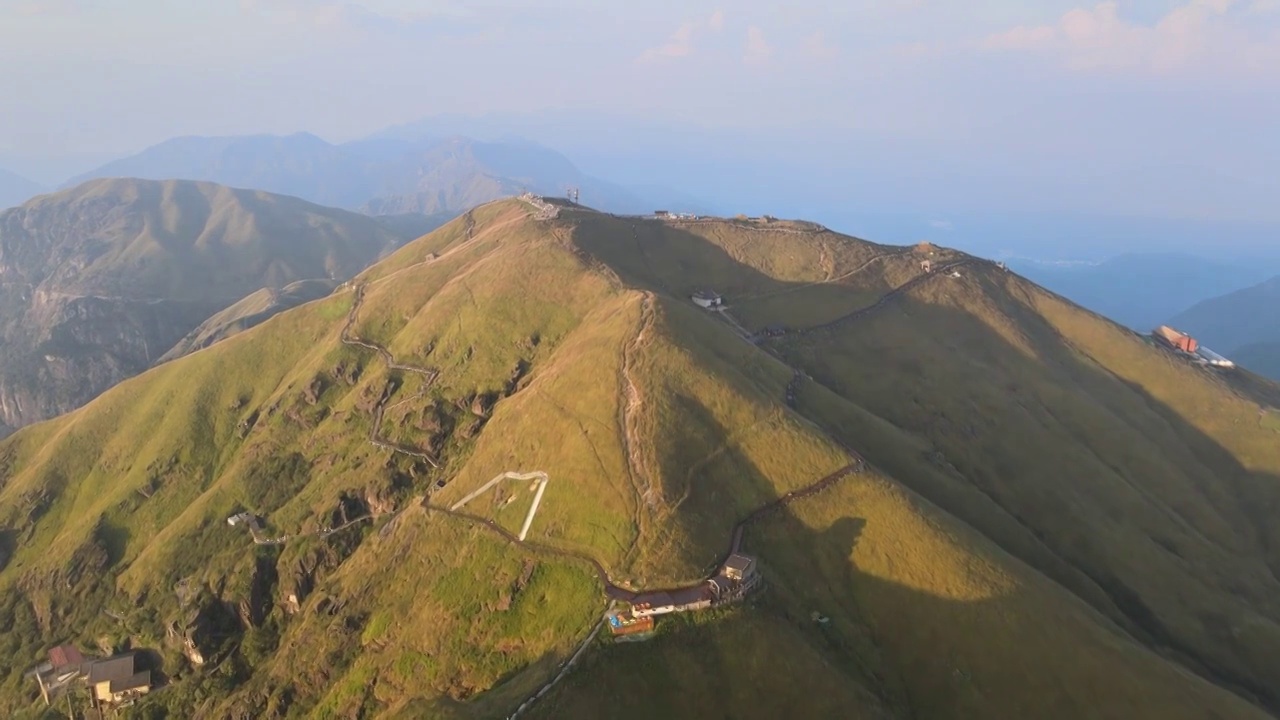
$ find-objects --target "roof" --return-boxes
[692,290,722,301]
[86,654,137,685]
[724,554,755,573]
[49,644,85,670]
[632,584,712,609]
[109,671,151,695]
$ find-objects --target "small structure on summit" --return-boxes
[1152,325,1198,354]
[692,290,723,309]
[920,260,933,273]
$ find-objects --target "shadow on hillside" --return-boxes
[797,280,1280,712]
[524,466,1278,720]
[555,213,1280,714]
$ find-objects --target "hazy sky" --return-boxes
[1,0,1277,221]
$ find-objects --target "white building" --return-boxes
[692,290,723,309]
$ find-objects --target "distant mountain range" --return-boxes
[1170,276,1280,379]
[65,133,705,216]
[0,177,416,436]
[1010,253,1280,331]
[0,167,43,211]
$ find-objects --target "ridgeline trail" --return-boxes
[240,198,1000,718]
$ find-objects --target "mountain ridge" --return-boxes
[1171,275,1280,365]
[0,177,413,435]
[0,199,1278,718]
[0,167,43,211]
[65,133,706,217]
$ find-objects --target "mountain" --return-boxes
[1010,253,1277,331]
[0,178,411,436]
[370,210,457,241]
[0,168,43,211]
[62,133,371,209]
[1,199,1279,718]
[66,133,706,216]
[1171,276,1280,359]
[1234,343,1280,381]
[157,279,341,363]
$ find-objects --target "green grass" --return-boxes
[1,199,1278,719]
[1262,409,1280,432]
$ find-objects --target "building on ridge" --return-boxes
[692,290,723,309]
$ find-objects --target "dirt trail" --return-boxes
[620,293,658,513]
[340,283,442,467]
[740,249,910,302]
[423,458,863,601]
[265,197,975,716]
[760,258,979,340]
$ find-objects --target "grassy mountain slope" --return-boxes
[158,279,340,363]
[0,201,1276,719]
[1173,275,1280,355]
[0,178,411,435]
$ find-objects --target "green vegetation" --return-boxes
[160,278,342,362]
[0,177,416,436]
[0,199,1278,719]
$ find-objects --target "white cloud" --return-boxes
[708,9,725,33]
[802,30,839,60]
[637,21,698,63]
[636,11,729,64]
[980,24,1056,51]
[979,0,1279,74]
[743,25,773,66]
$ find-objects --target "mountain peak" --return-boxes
[2,200,1278,717]
[0,178,414,435]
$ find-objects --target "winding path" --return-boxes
[340,283,443,467]
[237,513,373,546]
[262,197,985,716]
[764,258,978,340]
[738,248,910,302]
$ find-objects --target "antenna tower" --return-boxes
[567,187,580,204]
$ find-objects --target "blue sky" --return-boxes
[1,0,1277,223]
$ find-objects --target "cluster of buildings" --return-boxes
[608,554,761,638]
[653,210,700,220]
[28,645,151,713]
[1152,325,1235,368]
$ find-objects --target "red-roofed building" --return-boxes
[49,644,85,672]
